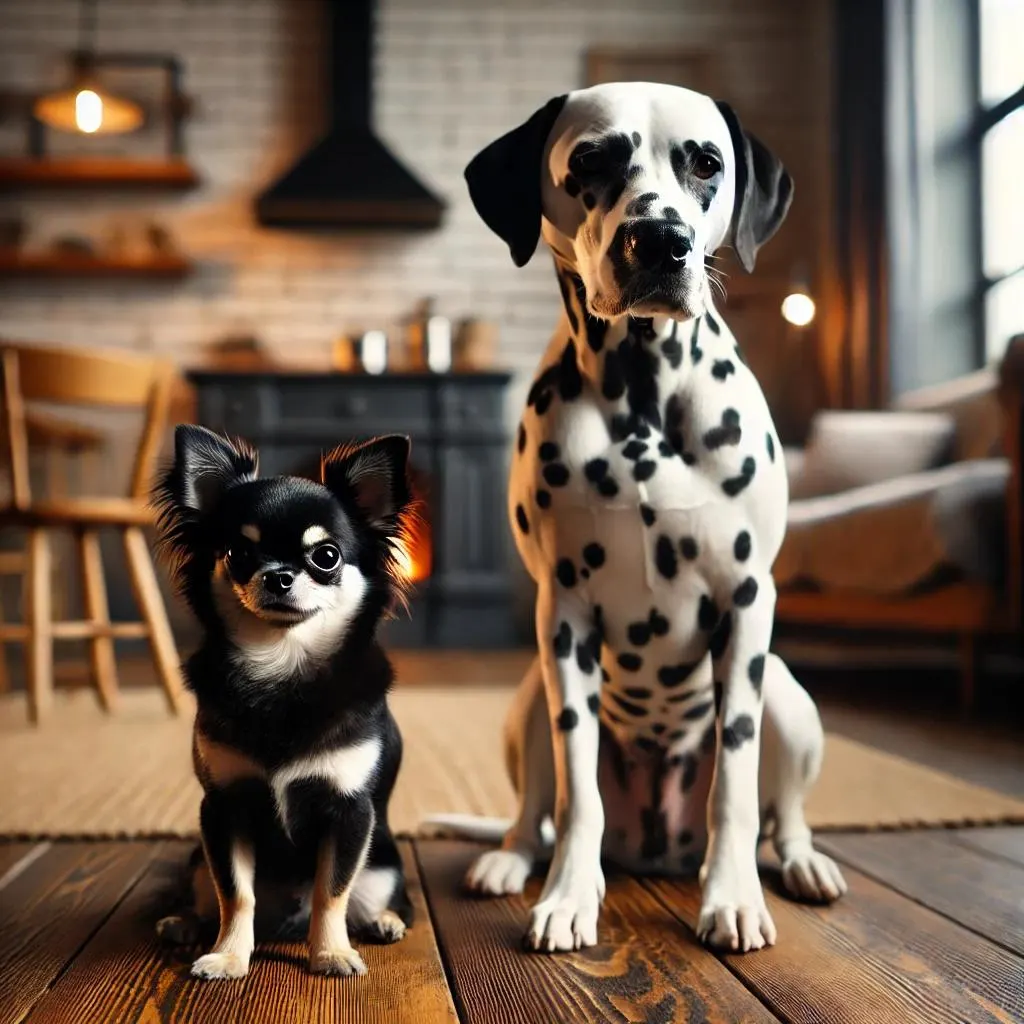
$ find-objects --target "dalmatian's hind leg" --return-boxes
[465,656,554,896]
[759,654,847,903]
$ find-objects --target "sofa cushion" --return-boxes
[776,459,1009,594]
[788,410,956,500]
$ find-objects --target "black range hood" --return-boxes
[256,0,444,229]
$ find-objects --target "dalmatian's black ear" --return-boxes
[715,101,794,273]
[465,94,568,268]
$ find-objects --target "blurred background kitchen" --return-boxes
[0,0,1021,719]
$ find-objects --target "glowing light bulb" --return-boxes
[781,291,815,327]
[75,89,103,133]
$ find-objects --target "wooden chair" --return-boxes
[0,342,187,723]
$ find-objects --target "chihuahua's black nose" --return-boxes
[625,220,694,273]
[263,570,294,595]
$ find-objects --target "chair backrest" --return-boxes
[0,342,176,508]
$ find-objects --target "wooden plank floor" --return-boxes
[1,832,1021,1024]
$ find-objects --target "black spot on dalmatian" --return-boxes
[624,686,652,700]
[734,530,752,561]
[657,663,693,688]
[698,594,720,631]
[601,667,611,683]
[734,343,746,365]
[734,576,759,607]
[633,459,657,482]
[534,391,551,416]
[650,723,667,737]
[582,542,606,569]
[663,206,682,223]
[766,432,776,462]
[585,457,608,482]
[539,441,559,462]
[610,692,648,717]
[557,273,580,335]
[668,729,686,743]
[564,174,581,197]
[576,640,595,675]
[703,408,742,449]
[618,652,643,672]
[583,192,596,210]
[661,321,683,369]
[557,707,579,731]
[683,700,714,721]
[683,451,697,466]
[571,276,609,354]
[593,604,606,641]
[536,488,552,509]
[722,714,756,750]
[581,568,590,580]
[713,680,723,716]
[658,440,674,457]
[677,828,694,845]
[640,503,656,527]
[598,477,620,498]
[542,462,570,487]
[664,392,688,457]
[515,504,529,534]
[722,456,756,496]
[622,439,648,460]
[649,608,670,636]
[655,535,677,579]
[625,191,659,218]
[627,620,651,647]
[618,335,662,431]
[678,754,699,791]
[748,654,766,695]
[558,339,583,400]
[690,319,703,365]
[712,359,736,381]
[680,536,698,560]
[631,131,642,147]
[587,693,600,714]
[640,806,668,860]
[705,311,721,335]
[556,559,576,588]
[709,611,732,659]
[554,622,572,658]
[517,423,526,454]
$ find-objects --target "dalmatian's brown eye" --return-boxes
[570,145,606,177]
[694,152,721,180]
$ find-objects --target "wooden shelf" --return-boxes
[0,250,192,279]
[0,156,200,189]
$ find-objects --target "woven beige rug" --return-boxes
[2,688,1022,839]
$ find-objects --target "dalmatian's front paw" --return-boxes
[698,860,776,952]
[525,866,605,952]
[465,848,533,896]
[780,843,848,903]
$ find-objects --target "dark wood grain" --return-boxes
[646,862,1024,1024]
[0,840,157,1024]
[818,830,1024,956]
[26,841,457,1024]
[948,827,1024,869]
[415,840,779,1024]
[0,842,38,883]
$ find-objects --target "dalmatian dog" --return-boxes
[446,82,848,954]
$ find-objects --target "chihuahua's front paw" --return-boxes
[157,913,201,946]
[361,910,406,944]
[191,951,250,980]
[310,946,367,976]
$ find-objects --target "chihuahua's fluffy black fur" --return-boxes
[152,424,416,980]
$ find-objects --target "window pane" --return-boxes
[985,271,1024,362]
[980,0,1024,104]
[982,106,1024,278]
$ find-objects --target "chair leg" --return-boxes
[122,526,186,715]
[958,634,977,713]
[78,529,120,712]
[26,528,54,724]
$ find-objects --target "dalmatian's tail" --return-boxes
[417,814,555,846]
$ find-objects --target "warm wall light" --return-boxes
[781,291,816,327]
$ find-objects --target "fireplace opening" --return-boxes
[394,466,432,585]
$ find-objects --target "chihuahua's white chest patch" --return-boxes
[271,737,381,823]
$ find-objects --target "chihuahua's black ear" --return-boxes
[715,101,793,272]
[465,93,568,267]
[322,435,412,535]
[172,424,258,514]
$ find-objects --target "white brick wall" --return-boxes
[0,0,832,406]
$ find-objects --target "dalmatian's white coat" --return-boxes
[454,83,847,954]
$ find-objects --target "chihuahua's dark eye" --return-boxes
[226,538,254,564]
[694,152,721,180]
[308,543,341,573]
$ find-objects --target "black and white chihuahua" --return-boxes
[152,424,415,980]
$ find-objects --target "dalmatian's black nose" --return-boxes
[263,569,294,595]
[625,221,694,273]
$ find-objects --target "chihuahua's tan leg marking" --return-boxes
[308,831,372,976]
[191,838,256,980]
